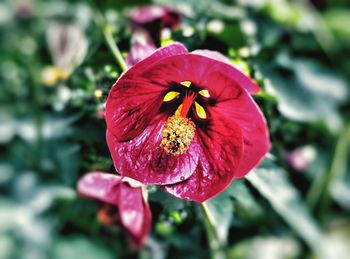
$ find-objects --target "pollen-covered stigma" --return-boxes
[160,81,210,156]
[161,115,196,156]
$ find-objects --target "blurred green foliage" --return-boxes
[0,0,349,258]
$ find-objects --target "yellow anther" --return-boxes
[198,89,210,98]
[180,81,192,88]
[163,91,180,102]
[175,104,183,116]
[195,102,207,119]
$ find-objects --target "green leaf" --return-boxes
[246,158,322,248]
[0,199,19,231]
[325,8,350,44]
[261,57,348,132]
[264,0,302,27]
[227,235,300,259]
[52,236,114,259]
[208,22,246,48]
[202,190,233,245]
[55,143,81,185]
[0,163,14,184]
[225,179,264,221]
[331,179,350,211]
[16,113,82,143]
[0,234,15,259]
[200,179,263,246]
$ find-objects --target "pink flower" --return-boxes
[285,145,316,171]
[46,22,88,75]
[129,4,181,30]
[97,107,105,119]
[77,172,151,249]
[128,4,181,46]
[126,28,157,67]
[105,43,270,202]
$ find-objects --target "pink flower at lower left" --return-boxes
[77,172,151,249]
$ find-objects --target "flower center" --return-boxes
[161,115,196,156]
[160,81,210,156]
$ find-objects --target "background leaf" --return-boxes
[246,158,322,248]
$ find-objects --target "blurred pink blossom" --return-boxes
[286,145,316,171]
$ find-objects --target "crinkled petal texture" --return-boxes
[77,172,151,249]
[107,122,201,185]
[106,43,270,202]
[164,114,243,202]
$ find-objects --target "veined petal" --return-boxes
[190,50,260,94]
[144,54,270,179]
[106,43,188,142]
[77,172,121,206]
[199,67,270,178]
[106,117,200,185]
[106,78,165,141]
[143,53,259,95]
[209,83,271,178]
[164,115,243,202]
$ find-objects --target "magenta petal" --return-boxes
[105,77,165,141]
[77,172,151,249]
[142,53,260,95]
[77,172,121,205]
[199,67,270,178]
[194,63,270,178]
[119,183,151,249]
[107,119,200,185]
[164,115,243,202]
[119,184,144,237]
[214,93,271,178]
[190,51,261,94]
[191,49,233,66]
[161,54,269,178]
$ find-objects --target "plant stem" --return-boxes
[200,202,226,259]
[88,0,128,72]
[102,26,128,72]
[319,123,350,219]
[29,63,43,170]
[306,123,350,217]
[297,0,336,59]
[306,167,327,210]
